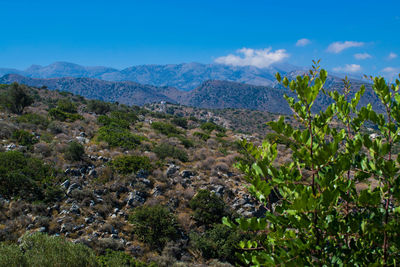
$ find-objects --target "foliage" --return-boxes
[109,110,138,124]
[98,115,129,129]
[11,129,38,148]
[56,99,78,113]
[265,132,299,149]
[193,131,210,141]
[200,122,225,133]
[96,111,142,149]
[0,243,27,267]
[129,205,179,250]
[153,143,188,162]
[18,232,97,267]
[87,99,112,115]
[225,63,400,265]
[190,224,247,263]
[151,121,182,136]
[48,108,83,122]
[64,141,85,161]
[171,117,188,129]
[0,151,58,201]
[97,249,153,267]
[0,82,33,114]
[16,113,49,129]
[189,189,228,226]
[110,155,151,175]
[178,136,194,148]
[97,126,145,149]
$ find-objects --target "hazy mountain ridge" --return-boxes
[0,62,303,91]
[0,74,180,106]
[0,73,383,114]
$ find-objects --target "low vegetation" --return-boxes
[0,65,398,266]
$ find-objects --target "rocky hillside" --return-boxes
[0,82,286,266]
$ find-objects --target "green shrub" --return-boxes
[200,122,225,133]
[87,100,111,115]
[129,205,179,250]
[151,121,182,136]
[110,110,138,124]
[97,249,153,267]
[171,117,188,129]
[0,243,27,267]
[11,129,38,148]
[178,136,194,148]
[0,151,57,201]
[190,224,247,263]
[153,143,188,162]
[19,233,97,267]
[16,113,49,128]
[48,108,83,122]
[64,141,85,161]
[110,155,151,175]
[97,115,130,129]
[193,131,210,141]
[0,82,33,114]
[56,99,77,113]
[189,189,228,226]
[97,126,145,149]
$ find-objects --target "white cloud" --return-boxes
[388,52,398,60]
[214,47,289,68]
[327,41,364,53]
[333,64,362,73]
[296,38,311,47]
[354,53,372,60]
[382,67,398,73]
[382,67,400,80]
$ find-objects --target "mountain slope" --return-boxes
[0,74,180,106]
[0,62,302,90]
[0,74,383,114]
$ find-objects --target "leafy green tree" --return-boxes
[190,189,228,226]
[1,82,33,114]
[224,62,400,265]
[129,205,179,250]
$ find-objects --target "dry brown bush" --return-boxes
[213,162,229,173]
[34,142,51,157]
[197,156,216,170]
[193,148,209,161]
[206,138,218,148]
[177,212,193,232]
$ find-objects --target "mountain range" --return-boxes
[0,73,382,114]
[0,62,303,91]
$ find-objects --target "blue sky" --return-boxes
[1,0,399,79]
